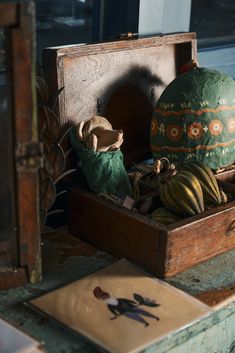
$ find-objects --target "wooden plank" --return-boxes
[165,201,235,276]
[43,33,196,129]
[68,188,167,275]
[45,32,196,58]
[195,284,235,306]
[11,2,41,283]
[0,4,17,26]
[0,267,27,290]
[69,186,235,278]
[43,33,196,165]
[162,311,235,353]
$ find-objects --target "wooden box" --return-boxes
[43,33,235,277]
[0,2,42,289]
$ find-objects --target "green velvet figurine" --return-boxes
[70,116,133,197]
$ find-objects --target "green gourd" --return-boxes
[150,66,235,169]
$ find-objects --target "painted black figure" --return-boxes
[93,287,160,327]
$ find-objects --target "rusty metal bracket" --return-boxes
[15,142,44,171]
[108,32,139,41]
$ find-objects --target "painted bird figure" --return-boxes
[93,287,160,327]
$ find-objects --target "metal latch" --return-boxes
[15,142,44,171]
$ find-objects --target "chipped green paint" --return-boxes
[143,304,235,353]
[0,241,235,353]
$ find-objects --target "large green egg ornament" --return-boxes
[150,67,235,169]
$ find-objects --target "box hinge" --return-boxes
[15,142,44,171]
[109,32,138,41]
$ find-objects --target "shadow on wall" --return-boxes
[102,65,164,165]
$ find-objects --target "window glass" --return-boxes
[36,0,93,62]
[190,0,235,77]
[190,0,235,47]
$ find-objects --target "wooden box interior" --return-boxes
[43,32,197,165]
[43,33,235,277]
[68,175,235,277]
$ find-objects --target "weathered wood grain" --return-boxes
[0,268,27,290]
[164,200,235,276]
[69,186,235,277]
[59,45,178,124]
[3,2,41,285]
[43,34,197,138]
[195,284,235,306]
[216,169,235,183]
[68,188,167,275]
[11,2,41,283]
[0,3,17,26]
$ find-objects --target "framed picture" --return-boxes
[29,260,211,353]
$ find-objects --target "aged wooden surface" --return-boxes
[196,285,235,306]
[0,4,18,270]
[43,33,196,164]
[0,2,41,289]
[68,188,167,274]
[11,2,41,283]
[0,3,17,26]
[0,267,28,289]
[0,228,234,353]
[69,184,235,277]
[165,199,235,276]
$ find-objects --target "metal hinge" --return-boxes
[15,142,44,171]
[109,32,138,41]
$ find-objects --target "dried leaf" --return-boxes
[38,108,48,132]
[65,147,74,159]
[43,106,60,141]
[54,168,77,184]
[56,190,67,198]
[58,126,73,145]
[47,209,64,216]
[50,86,64,112]
[40,207,47,228]
[36,76,49,104]
[41,177,56,210]
[40,167,50,184]
[40,129,56,152]
[47,143,66,180]
[43,154,54,176]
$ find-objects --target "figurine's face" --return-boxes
[76,116,124,152]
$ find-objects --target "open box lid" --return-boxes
[43,32,197,165]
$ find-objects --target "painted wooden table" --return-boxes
[0,228,235,353]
